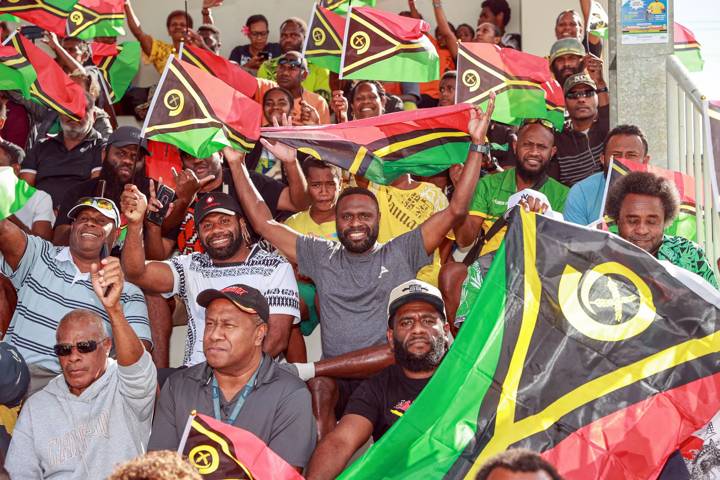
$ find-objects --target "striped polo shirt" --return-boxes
[1,235,151,373]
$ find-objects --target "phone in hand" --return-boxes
[20,26,45,41]
[146,184,176,226]
[258,51,270,60]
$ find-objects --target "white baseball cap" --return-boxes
[387,279,446,324]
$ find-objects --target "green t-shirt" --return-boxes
[256,58,331,104]
[468,168,570,222]
[657,235,718,288]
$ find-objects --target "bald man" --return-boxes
[5,257,157,480]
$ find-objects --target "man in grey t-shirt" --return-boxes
[225,97,495,437]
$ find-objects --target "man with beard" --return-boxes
[257,17,331,103]
[54,126,150,246]
[121,190,299,365]
[551,72,609,187]
[548,37,586,87]
[225,97,494,438]
[304,280,450,480]
[19,93,103,210]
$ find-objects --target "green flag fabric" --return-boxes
[303,3,345,73]
[340,6,439,82]
[0,45,38,99]
[66,0,125,39]
[339,207,720,480]
[674,22,704,73]
[0,0,77,35]
[320,0,375,16]
[95,41,140,102]
[0,167,36,221]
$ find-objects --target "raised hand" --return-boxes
[519,195,550,214]
[584,53,605,87]
[299,100,321,125]
[90,257,124,312]
[330,90,349,123]
[468,93,495,144]
[259,138,297,165]
[171,167,215,204]
[146,178,174,218]
[221,146,247,166]
[120,184,148,226]
[202,0,223,8]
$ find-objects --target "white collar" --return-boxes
[55,247,89,284]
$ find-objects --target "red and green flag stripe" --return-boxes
[0,167,37,221]
[65,0,125,39]
[320,0,375,16]
[92,40,139,103]
[303,3,345,73]
[674,22,704,72]
[0,0,77,36]
[261,103,472,184]
[0,44,37,98]
[182,45,257,99]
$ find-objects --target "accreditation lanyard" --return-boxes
[211,359,263,425]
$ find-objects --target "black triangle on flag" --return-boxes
[456,44,511,106]
[306,6,343,56]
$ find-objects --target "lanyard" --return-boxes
[211,358,263,425]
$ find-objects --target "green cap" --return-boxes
[563,72,597,95]
[549,38,586,63]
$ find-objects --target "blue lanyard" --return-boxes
[211,358,262,425]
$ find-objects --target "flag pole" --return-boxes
[301,2,317,60]
[338,4,353,79]
[139,56,173,138]
[2,28,18,46]
[97,72,119,129]
[176,412,195,454]
[595,155,615,226]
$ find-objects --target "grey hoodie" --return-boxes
[4,351,156,480]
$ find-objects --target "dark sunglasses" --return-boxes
[521,117,556,132]
[54,339,105,357]
[277,58,304,69]
[565,89,596,100]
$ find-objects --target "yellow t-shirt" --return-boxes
[147,38,175,73]
[647,1,665,14]
[369,182,449,286]
[284,210,338,242]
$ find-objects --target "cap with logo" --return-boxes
[67,197,121,226]
[194,192,243,225]
[563,72,597,95]
[549,38,586,63]
[196,284,270,323]
[387,279,446,324]
[106,125,150,155]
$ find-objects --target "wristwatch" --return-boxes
[469,143,491,155]
[596,86,609,93]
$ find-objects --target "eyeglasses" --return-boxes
[53,339,105,357]
[565,89,596,100]
[520,118,556,132]
[76,197,116,213]
[249,31,269,38]
[277,58,304,70]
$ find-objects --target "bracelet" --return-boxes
[596,86,609,93]
[433,2,442,7]
[201,8,210,14]
[469,143,491,155]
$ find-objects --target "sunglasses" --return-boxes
[53,339,105,357]
[76,197,116,212]
[565,89,596,100]
[277,58,304,69]
[521,118,556,132]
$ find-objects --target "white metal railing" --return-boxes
[666,55,720,277]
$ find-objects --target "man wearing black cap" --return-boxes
[0,196,151,394]
[54,125,151,246]
[148,284,315,470]
[121,188,299,365]
[305,279,450,480]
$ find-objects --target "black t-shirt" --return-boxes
[20,130,104,209]
[344,365,430,442]
[164,168,286,254]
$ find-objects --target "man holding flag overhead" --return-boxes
[227,97,494,438]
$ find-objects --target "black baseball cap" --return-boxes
[106,126,150,155]
[194,192,243,225]
[197,284,270,323]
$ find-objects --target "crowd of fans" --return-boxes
[0,0,717,479]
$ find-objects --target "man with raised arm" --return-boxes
[224,97,495,438]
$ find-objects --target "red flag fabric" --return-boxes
[352,5,431,40]
[0,0,75,36]
[182,45,258,99]
[179,413,303,480]
[12,33,86,120]
[144,140,181,189]
[90,41,119,65]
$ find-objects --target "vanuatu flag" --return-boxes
[0,45,37,99]
[261,103,472,184]
[178,412,303,479]
[340,6,439,82]
[0,167,36,221]
[93,41,139,102]
[8,32,86,120]
[303,3,345,73]
[456,43,565,131]
[340,208,720,479]
[141,57,261,159]
[0,0,76,36]
[601,157,698,241]
[65,0,125,39]
[674,22,704,72]
[320,0,375,16]
[182,45,257,99]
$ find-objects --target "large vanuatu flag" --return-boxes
[182,45,257,99]
[340,6,439,82]
[7,32,86,120]
[674,22,704,72]
[141,57,261,159]
[320,0,374,16]
[339,208,720,480]
[0,0,76,35]
[65,0,125,39]
[601,157,698,241]
[0,45,37,98]
[261,103,472,184]
[303,3,345,73]
[456,43,565,131]
[179,412,303,479]
[92,41,140,103]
